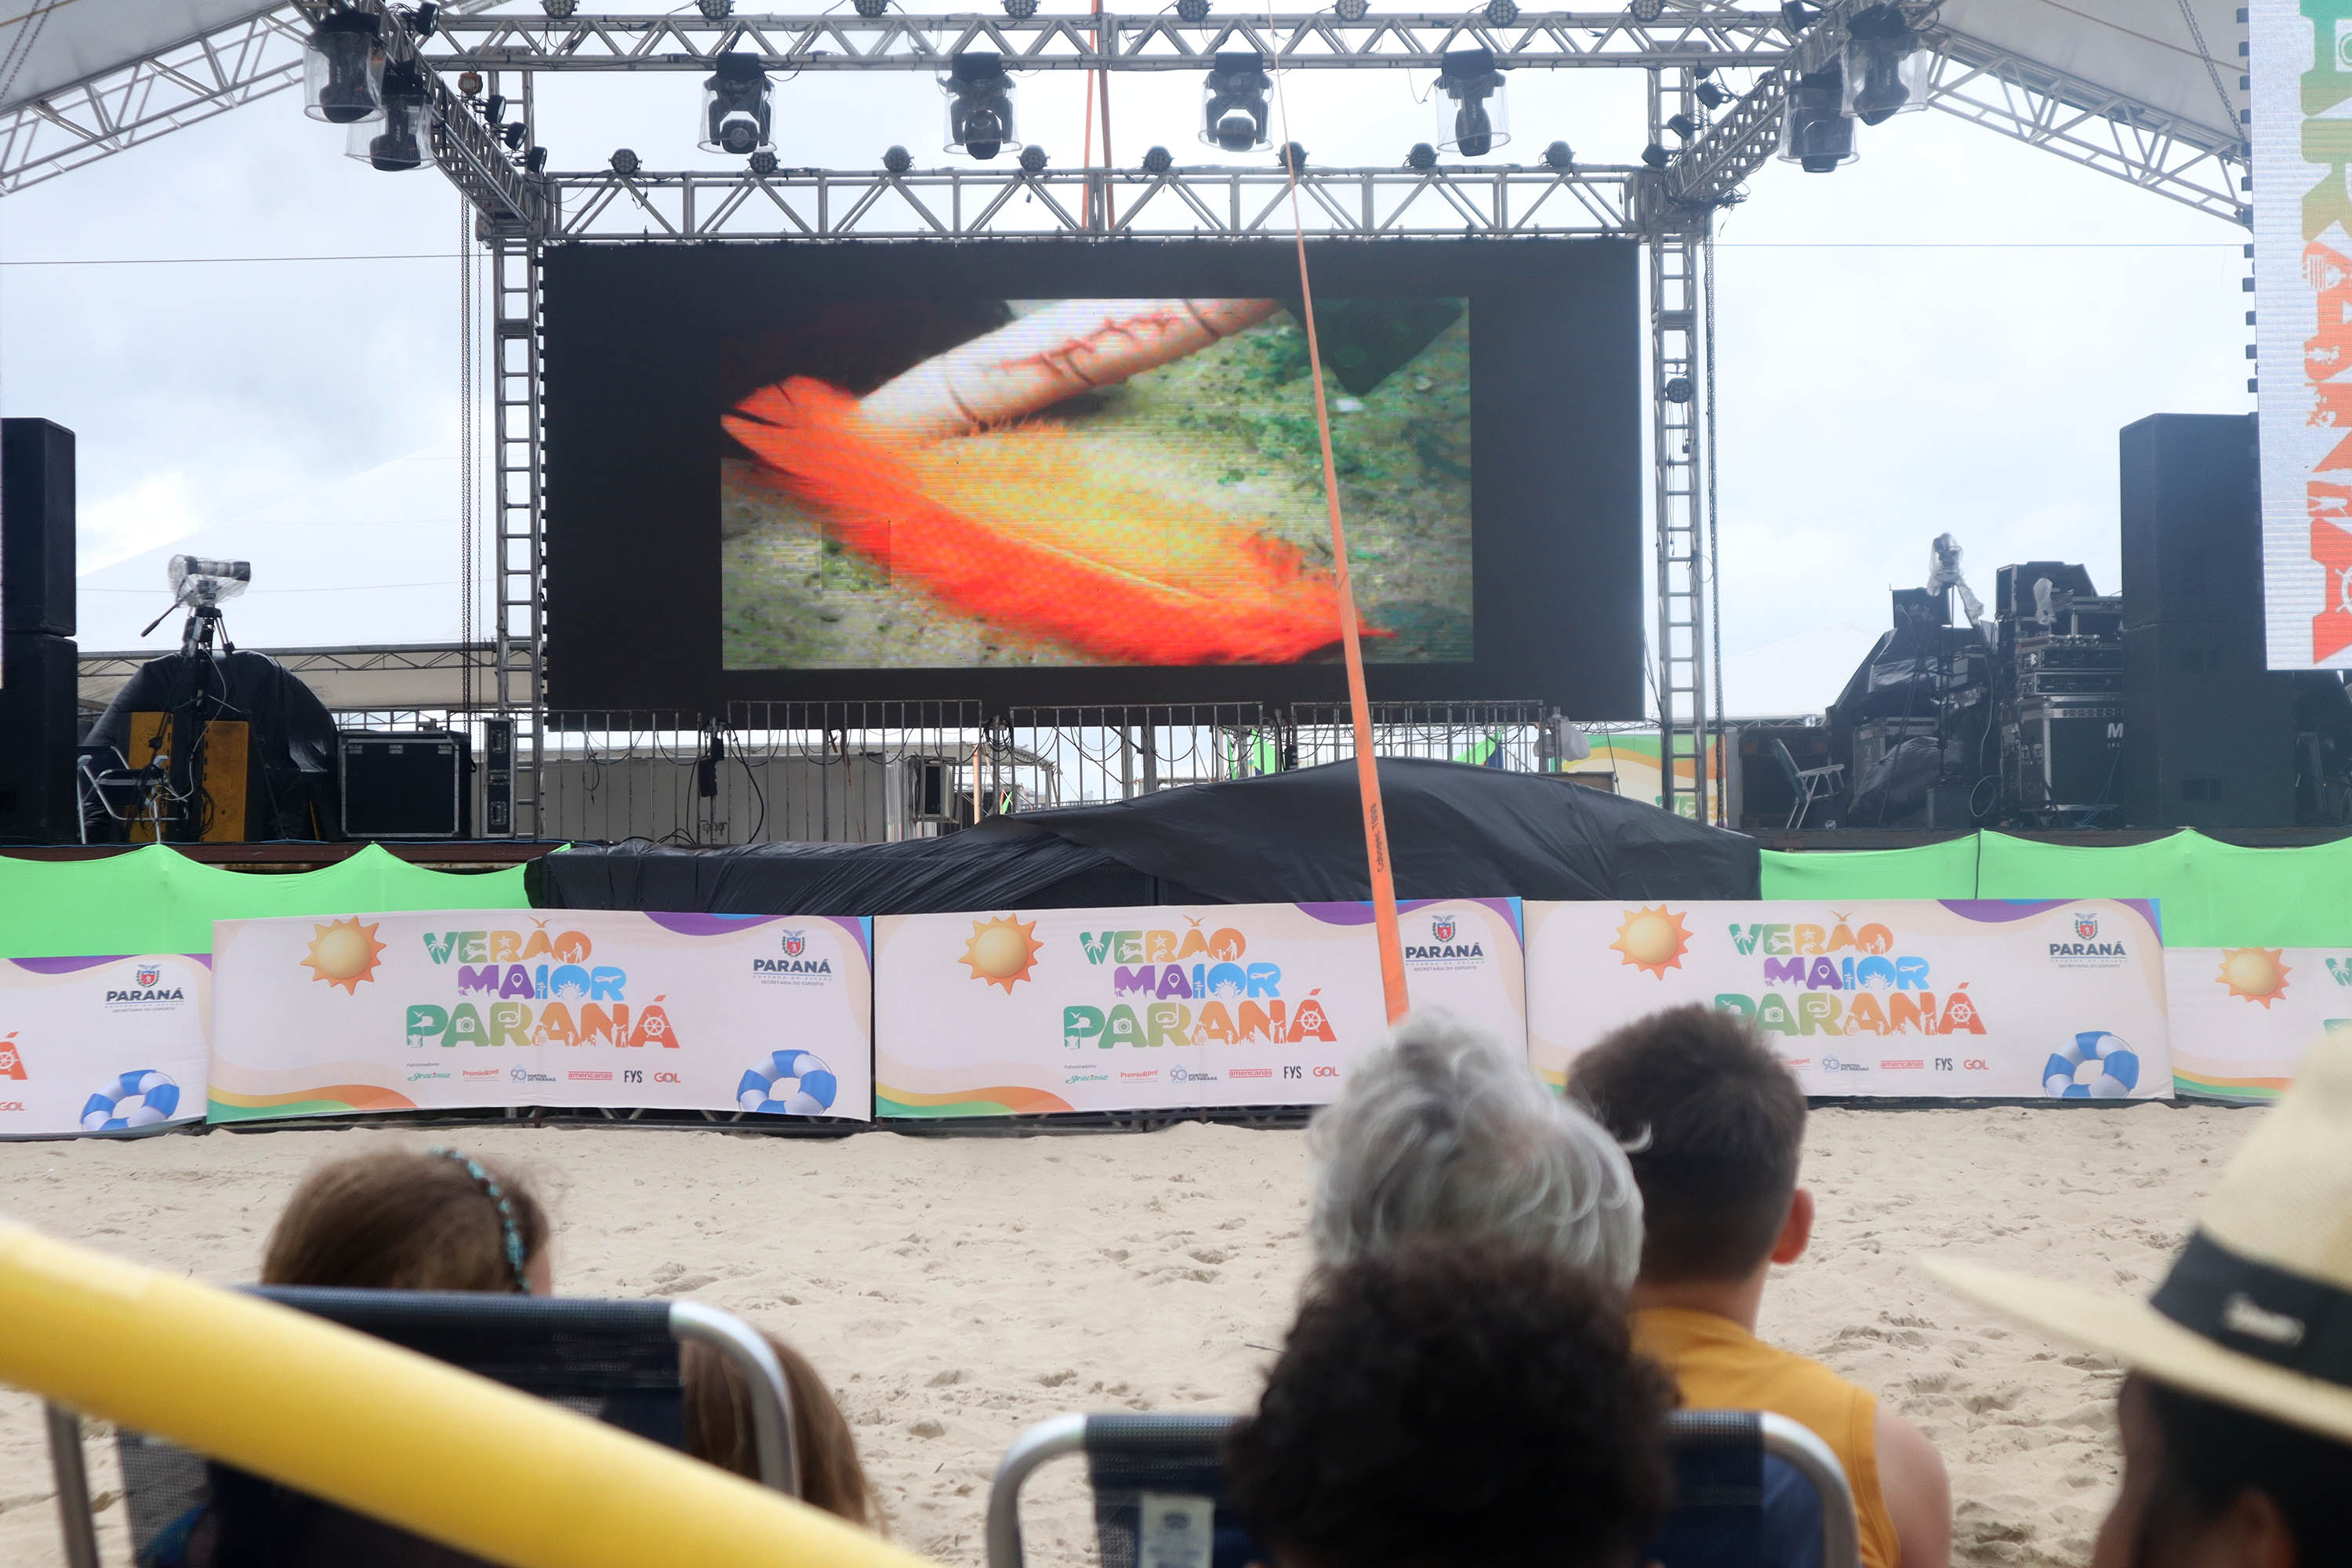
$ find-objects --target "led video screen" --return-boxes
[544,241,1641,713]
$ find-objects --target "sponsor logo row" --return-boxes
[1782,1056,1993,1073]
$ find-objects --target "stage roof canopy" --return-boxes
[1933,0,2241,145]
[0,1,279,114]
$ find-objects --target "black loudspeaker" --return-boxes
[2122,623,2296,827]
[2118,412,2261,632]
[339,731,471,839]
[0,632,79,842]
[2,419,76,637]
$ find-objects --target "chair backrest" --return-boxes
[53,1290,795,1568]
[1770,738,1806,792]
[985,1408,1860,1568]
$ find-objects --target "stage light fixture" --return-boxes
[1142,143,1174,172]
[1667,111,1697,138]
[406,3,440,38]
[750,147,779,175]
[1481,0,1517,26]
[1780,0,1818,27]
[1628,0,1664,20]
[303,12,384,125]
[349,61,430,170]
[1406,141,1438,170]
[542,0,578,15]
[1776,63,1855,170]
[1435,45,1507,157]
[697,0,734,17]
[884,143,914,172]
[1541,139,1573,169]
[485,93,506,122]
[501,122,527,150]
[1279,140,1307,172]
[701,53,772,157]
[1640,141,1668,168]
[1019,143,1048,171]
[1336,0,1370,17]
[524,145,548,173]
[1004,0,1040,15]
[1201,50,1272,153]
[1841,2,1924,124]
[457,71,483,97]
[611,147,641,174]
[1177,0,1213,20]
[853,0,891,16]
[1664,376,1693,403]
[943,51,1018,160]
[1695,79,1726,108]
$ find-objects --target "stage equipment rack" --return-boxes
[0,0,2250,836]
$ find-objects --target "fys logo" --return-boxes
[302,917,388,993]
[2043,1033,2140,1100]
[963,916,1045,992]
[2218,949,2291,1009]
[1611,906,1693,978]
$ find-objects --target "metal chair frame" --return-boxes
[47,1293,796,1566]
[1773,737,1846,830]
[985,1409,1860,1568]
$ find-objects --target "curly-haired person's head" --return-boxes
[1227,1237,1674,1568]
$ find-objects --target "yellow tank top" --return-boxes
[1632,1306,1902,1568]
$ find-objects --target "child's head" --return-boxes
[681,1331,880,1530]
[262,1147,550,1294]
[1567,1004,1807,1285]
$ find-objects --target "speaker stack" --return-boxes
[1,419,78,844]
[2118,413,2297,829]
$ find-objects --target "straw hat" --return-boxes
[1925,1032,2352,1446]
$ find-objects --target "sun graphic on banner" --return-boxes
[301,916,388,994]
[962,915,1044,993]
[1610,906,1693,978]
[2216,948,2291,1009]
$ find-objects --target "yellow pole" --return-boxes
[0,1221,931,1568]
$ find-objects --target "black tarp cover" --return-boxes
[531,757,1759,916]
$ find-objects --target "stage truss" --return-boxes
[1,0,2252,834]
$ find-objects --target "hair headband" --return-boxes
[428,1146,531,1293]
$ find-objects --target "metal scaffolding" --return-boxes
[0,1,2256,834]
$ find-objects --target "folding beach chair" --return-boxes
[984,1409,1860,1568]
[47,1290,796,1568]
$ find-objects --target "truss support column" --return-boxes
[490,233,546,837]
[1646,70,1714,822]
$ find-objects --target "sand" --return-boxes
[0,1102,2259,1568]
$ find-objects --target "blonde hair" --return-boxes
[682,1332,880,1530]
[263,1148,549,1293]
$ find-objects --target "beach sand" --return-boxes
[0,1102,2256,1567]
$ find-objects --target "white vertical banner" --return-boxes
[2254,0,2352,667]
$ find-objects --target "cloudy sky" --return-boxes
[0,7,2245,712]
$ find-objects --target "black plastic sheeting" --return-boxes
[85,648,342,840]
[531,757,1759,916]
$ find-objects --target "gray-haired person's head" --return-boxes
[1308,1009,1643,1292]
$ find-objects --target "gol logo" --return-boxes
[1312,1065,1340,1078]
[653,1072,681,1084]
[0,1033,24,1081]
[1963,1058,1990,1071]
[0,1102,22,1112]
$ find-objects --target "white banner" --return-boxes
[2165,944,2352,1101]
[0,955,212,1138]
[873,899,1526,1117]
[1526,899,2173,1100]
[209,911,872,1123]
[2254,0,2352,667]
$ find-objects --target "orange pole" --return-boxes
[1269,137,1408,1023]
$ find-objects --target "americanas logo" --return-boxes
[0,1032,25,1080]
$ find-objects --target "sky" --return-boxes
[0,5,2249,712]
